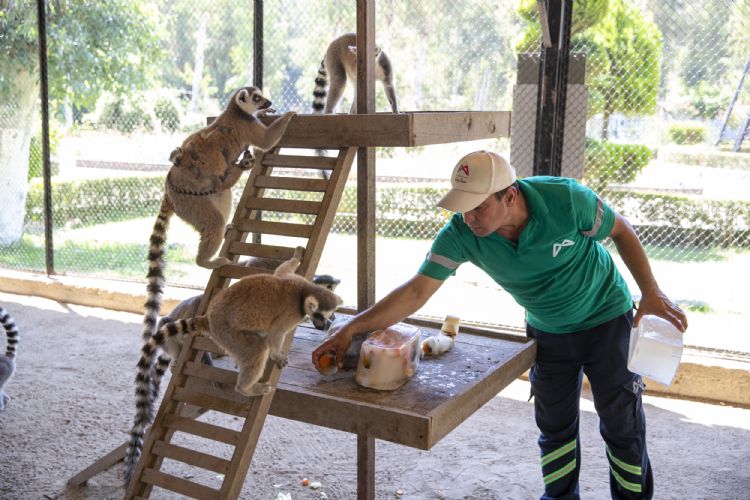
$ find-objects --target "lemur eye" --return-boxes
[253,95,261,102]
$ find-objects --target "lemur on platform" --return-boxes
[124,249,341,485]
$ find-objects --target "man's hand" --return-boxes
[635,288,688,333]
[312,322,354,371]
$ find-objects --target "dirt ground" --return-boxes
[0,290,748,500]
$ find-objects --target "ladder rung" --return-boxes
[192,336,225,355]
[153,440,231,474]
[254,175,329,192]
[234,219,314,238]
[184,360,238,387]
[228,242,299,260]
[243,197,321,215]
[173,387,249,417]
[262,153,337,169]
[141,468,219,499]
[164,414,241,446]
[216,263,271,280]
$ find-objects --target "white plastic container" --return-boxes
[627,315,684,386]
[355,323,421,390]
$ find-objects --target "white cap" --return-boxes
[437,150,516,213]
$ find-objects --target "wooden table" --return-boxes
[69,320,535,499]
[270,321,536,498]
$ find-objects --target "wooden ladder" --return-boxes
[123,146,356,499]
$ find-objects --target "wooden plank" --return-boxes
[164,414,240,446]
[299,147,357,279]
[183,360,238,387]
[234,219,313,238]
[411,111,511,145]
[173,387,249,418]
[141,468,219,500]
[67,442,127,486]
[192,335,224,355]
[216,263,269,280]
[153,441,231,474]
[242,197,321,215]
[262,153,338,169]
[227,241,299,260]
[254,175,329,192]
[254,111,511,148]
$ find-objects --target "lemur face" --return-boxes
[235,86,272,114]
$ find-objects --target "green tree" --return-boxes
[584,0,662,139]
[0,0,163,243]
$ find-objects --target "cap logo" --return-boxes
[458,164,470,176]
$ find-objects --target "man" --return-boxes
[313,150,688,500]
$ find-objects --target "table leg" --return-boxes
[357,432,375,500]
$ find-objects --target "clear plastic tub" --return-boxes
[627,315,684,386]
[355,323,421,390]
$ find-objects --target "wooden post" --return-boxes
[356,0,376,311]
[357,432,375,500]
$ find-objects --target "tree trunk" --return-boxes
[190,13,208,113]
[0,71,39,244]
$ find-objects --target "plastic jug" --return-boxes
[627,314,684,386]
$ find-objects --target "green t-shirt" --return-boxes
[419,176,632,333]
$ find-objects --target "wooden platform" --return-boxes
[192,319,536,451]
[256,111,511,148]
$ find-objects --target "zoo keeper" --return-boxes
[312,149,688,500]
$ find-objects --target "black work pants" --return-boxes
[527,311,653,500]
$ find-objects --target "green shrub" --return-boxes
[154,97,181,133]
[584,139,653,191]
[98,96,153,134]
[667,122,707,145]
[25,175,165,229]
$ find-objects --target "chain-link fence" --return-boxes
[1,1,749,349]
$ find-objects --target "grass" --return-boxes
[0,234,196,279]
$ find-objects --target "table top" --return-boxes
[268,322,536,450]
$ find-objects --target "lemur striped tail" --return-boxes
[0,306,19,359]
[141,196,174,344]
[123,316,208,486]
[311,59,328,113]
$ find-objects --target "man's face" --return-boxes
[461,192,509,237]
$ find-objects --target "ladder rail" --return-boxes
[125,145,356,499]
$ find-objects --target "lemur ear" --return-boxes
[347,45,357,55]
[304,296,319,316]
[237,89,249,103]
[375,46,382,58]
[169,147,183,165]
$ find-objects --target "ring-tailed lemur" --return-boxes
[123,251,342,485]
[141,86,296,380]
[312,32,399,114]
[0,306,19,412]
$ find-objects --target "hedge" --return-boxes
[584,139,653,192]
[24,175,750,248]
[25,175,165,229]
[667,122,707,145]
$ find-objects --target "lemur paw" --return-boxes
[237,383,274,397]
[224,223,235,237]
[238,150,255,170]
[270,353,288,368]
[169,147,183,165]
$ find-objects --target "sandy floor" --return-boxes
[0,291,748,500]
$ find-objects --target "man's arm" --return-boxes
[608,212,688,332]
[311,273,444,369]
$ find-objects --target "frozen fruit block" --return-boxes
[355,323,421,390]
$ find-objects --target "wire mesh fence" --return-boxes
[1,0,749,346]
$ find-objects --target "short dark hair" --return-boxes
[493,181,519,201]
